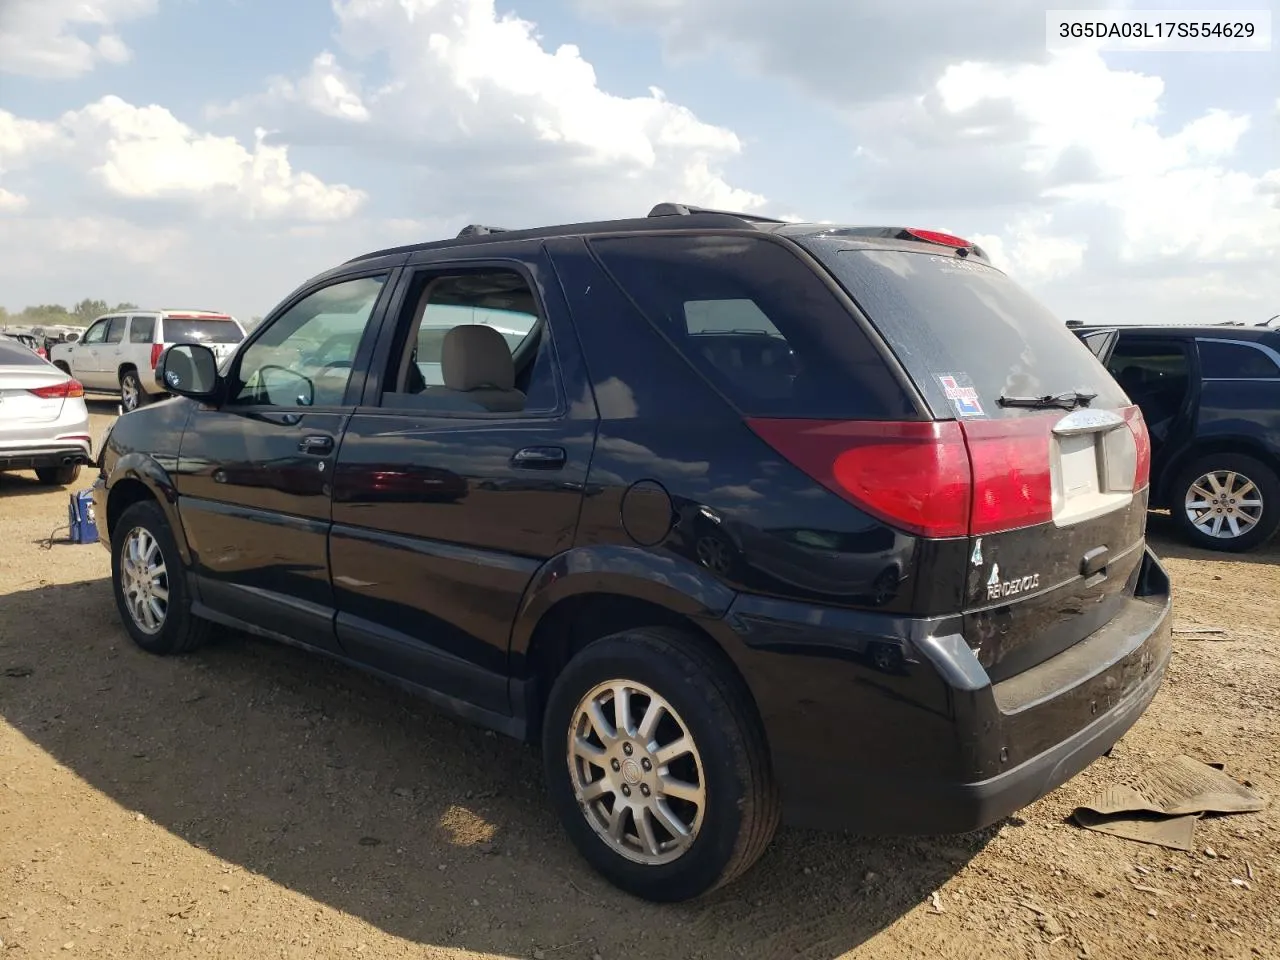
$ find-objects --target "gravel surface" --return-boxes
[1,401,1276,959]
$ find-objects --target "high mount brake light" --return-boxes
[29,379,85,399]
[903,228,972,249]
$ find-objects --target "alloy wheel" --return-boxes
[121,375,139,412]
[120,526,169,634]
[567,679,706,866]
[1184,469,1263,540]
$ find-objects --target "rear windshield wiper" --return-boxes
[997,390,1097,411]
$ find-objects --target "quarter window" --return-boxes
[1198,340,1280,380]
[129,316,156,343]
[231,275,387,408]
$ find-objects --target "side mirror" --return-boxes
[158,343,221,400]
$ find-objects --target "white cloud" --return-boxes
[2,97,365,222]
[213,0,765,221]
[0,189,29,214]
[0,0,156,78]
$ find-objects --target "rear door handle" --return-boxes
[299,434,335,455]
[511,445,566,469]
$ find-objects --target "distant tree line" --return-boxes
[0,299,140,329]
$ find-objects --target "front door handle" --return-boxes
[511,445,566,469]
[299,434,335,456]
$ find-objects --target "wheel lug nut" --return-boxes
[640,784,650,797]
[641,758,651,771]
[611,759,620,772]
[623,743,633,756]
[621,785,631,797]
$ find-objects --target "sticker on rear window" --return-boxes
[938,373,985,418]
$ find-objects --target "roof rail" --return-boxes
[647,202,787,224]
[456,224,510,238]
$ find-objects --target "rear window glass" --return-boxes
[162,318,243,344]
[589,234,915,419]
[1198,340,1280,379]
[0,339,46,365]
[803,239,1129,419]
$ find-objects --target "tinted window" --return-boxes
[128,316,156,343]
[0,339,46,366]
[163,318,243,344]
[1198,340,1280,379]
[104,317,126,344]
[382,270,559,415]
[804,239,1128,419]
[233,275,387,408]
[590,234,915,419]
[1106,341,1190,434]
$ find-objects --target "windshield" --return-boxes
[162,318,243,344]
[803,239,1128,418]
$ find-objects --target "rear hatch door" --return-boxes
[160,315,244,366]
[803,238,1149,680]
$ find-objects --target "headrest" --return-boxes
[441,324,515,391]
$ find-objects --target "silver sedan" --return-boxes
[0,337,93,486]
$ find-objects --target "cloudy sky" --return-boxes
[0,0,1276,324]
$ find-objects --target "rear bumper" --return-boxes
[0,443,93,471]
[717,546,1173,835]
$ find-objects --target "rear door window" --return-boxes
[589,234,916,419]
[802,238,1129,419]
[104,317,126,344]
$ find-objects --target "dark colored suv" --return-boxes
[94,205,1172,901]
[1075,324,1280,552]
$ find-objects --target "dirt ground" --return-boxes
[1,401,1277,960]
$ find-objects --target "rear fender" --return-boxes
[507,545,737,669]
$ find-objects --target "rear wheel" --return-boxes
[34,464,81,486]
[120,369,152,413]
[1172,452,1280,552]
[111,500,211,654]
[542,627,779,902]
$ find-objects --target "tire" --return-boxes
[1171,452,1280,553]
[120,368,152,413]
[110,500,211,655]
[542,627,779,902]
[34,464,81,486]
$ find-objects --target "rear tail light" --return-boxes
[960,417,1054,535]
[1122,405,1151,491]
[150,343,164,369]
[748,410,1143,538]
[745,419,973,538]
[29,379,85,399]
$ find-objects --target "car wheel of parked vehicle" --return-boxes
[1173,452,1280,552]
[34,464,81,486]
[542,627,779,902]
[111,500,211,655]
[120,369,152,412]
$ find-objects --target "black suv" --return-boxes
[1075,324,1280,552]
[94,205,1172,901]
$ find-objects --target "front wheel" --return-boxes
[1172,452,1280,552]
[111,500,211,654]
[120,369,153,413]
[542,627,779,902]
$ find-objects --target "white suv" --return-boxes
[51,310,246,412]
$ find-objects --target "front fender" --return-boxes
[105,452,192,565]
[508,544,738,660]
